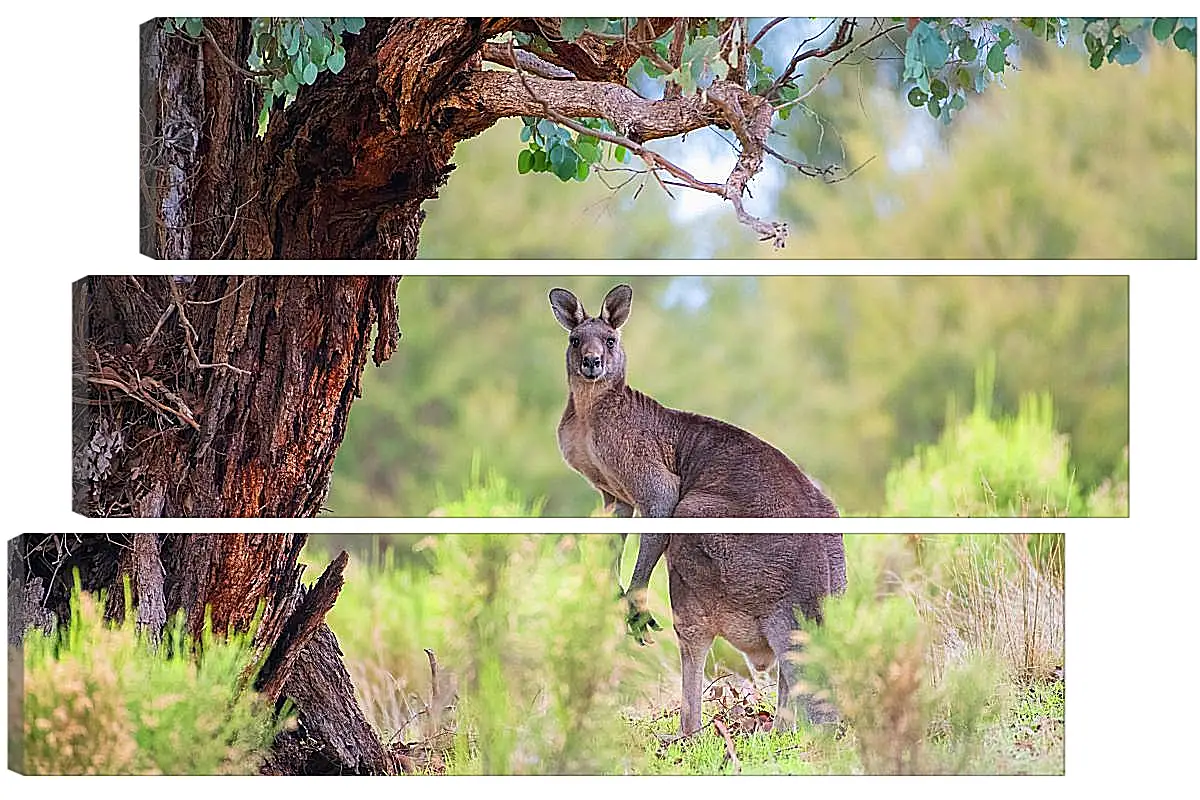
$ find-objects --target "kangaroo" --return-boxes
[549,284,846,734]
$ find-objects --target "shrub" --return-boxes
[1084,446,1129,516]
[19,578,281,775]
[884,362,1085,516]
[796,536,1009,774]
[430,453,546,516]
[429,534,636,774]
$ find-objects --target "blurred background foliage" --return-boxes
[418,40,1193,259]
[326,275,1128,517]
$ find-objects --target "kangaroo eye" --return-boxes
[570,336,580,348]
[605,337,616,349]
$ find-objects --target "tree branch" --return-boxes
[769,17,858,97]
[749,17,788,49]
[444,69,716,143]
[495,40,787,247]
[481,41,576,79]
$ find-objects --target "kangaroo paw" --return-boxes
[625,606,663,645]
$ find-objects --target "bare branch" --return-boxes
[787,23,906,107]
[769,17,857,97]
[749,17,788,49]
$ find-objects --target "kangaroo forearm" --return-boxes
[629,533,669,591]
[602,491,635,518]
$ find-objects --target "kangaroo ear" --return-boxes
[549,288,587,331]
[601,284,633,329]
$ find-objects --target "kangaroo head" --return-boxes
[548,284,632,383]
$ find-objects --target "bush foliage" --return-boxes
[19,578,282,775]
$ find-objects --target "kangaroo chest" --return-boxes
[557,411,629,502]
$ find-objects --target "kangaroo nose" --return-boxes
[583,355,602,370]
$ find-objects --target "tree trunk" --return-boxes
[140,18,510,260]
[73,275,398,517]
[9,534,394,775]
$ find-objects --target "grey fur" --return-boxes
[549,284,847,734]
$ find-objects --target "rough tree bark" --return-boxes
[73,275,398,517]
[139,17,818,258]
[141,17,516,259]
[9,534,393,775]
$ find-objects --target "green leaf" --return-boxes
[575,139,599,163]
[614,145,628,163]
[532,149,548,171]
[1153,18,1178,41]
[927,96,942,119]
[575,159,590,181]
[517,149,533,174]
[283,73,299,96]
[560,18,586,42]
[930,78,949,100]
[907,21,951,71]
[327,48,346,74]
[163,18,176,34]
[184,18,204,38]
[302,61,318,85]
[907,86,927,107]
[949,94,966,111]
[958,39,977,61]
[1174,26,1197,55]
[309,36,330,67]
[680,35,721,94]
[584,18,608,33]
[303,18,324,38]
[257,97,272,137]
[536,119,564,144]
[552,149,578,181]
[519,125,531,143]
[1111,39,1142,65]
[776,83,799,105]
[342,17,366,34]
[282,22,298,56]
[986,42,1007,73]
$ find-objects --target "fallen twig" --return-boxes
[712,717,742,773]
